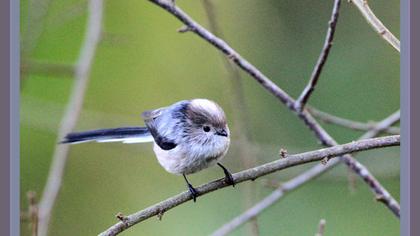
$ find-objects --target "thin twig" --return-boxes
[98,135,400,236]
[210,112,400,236]
[359,111,400,139]
[315,219,326,236]
[37,1,103,235]
[309,107,400,134]
[202,1,259,235]
[21,191,39,235]
[346,166,358,193]
[148,0,400,219]
[295,0,341,111]
[27,191,39,236]
[350,0,400,52]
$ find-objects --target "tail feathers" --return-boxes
[61,127,154,144]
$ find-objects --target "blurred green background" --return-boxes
[20,0,400,235]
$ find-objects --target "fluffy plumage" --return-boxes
[62,99,230,175]
[62,98,233,201]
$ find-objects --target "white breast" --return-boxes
[152,138,229,175]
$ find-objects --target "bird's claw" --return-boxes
[223,169,235,187]
[217,163,235,187]
[187,183,198,202]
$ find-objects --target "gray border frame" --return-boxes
[10,0,20,234]
[1,0,11,234]
[401,0,409,235]
[5,0,20,235]
[2,0,418,235]
[412,0,420,232]
[401,0,420,235]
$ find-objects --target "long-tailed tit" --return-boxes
[62,98,234,201]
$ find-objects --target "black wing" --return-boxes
[142,107,177,151]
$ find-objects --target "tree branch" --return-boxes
[98,135,399,236]
[350,0,400,52]
[24,191,39,236]
[308,107,400,134]
[211,111,400,236]
[295,0,341,111]
[359,110,400,139]
[36,1,103,235]
[148,0,400,220]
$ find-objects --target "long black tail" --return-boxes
[61,127,153,144]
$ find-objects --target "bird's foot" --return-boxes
[223,169,235,187]
[217,163,235,187]
[187,183,198,202]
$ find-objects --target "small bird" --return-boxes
[62,98,234,201]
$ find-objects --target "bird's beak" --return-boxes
[216,129,228,137]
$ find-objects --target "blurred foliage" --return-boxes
[20,0,400,235]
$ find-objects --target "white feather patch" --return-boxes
[95,136,154,144]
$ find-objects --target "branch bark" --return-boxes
[295,0,341,111]
[350,0,400,52]
[211,111,400,236]
[99,135,400,236]
[148,0,400,219]
[308,107,400,134]
[36,1,103,235]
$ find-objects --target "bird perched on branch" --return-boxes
[61,98,234,201]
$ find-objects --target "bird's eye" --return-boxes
[203,126,211,132]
